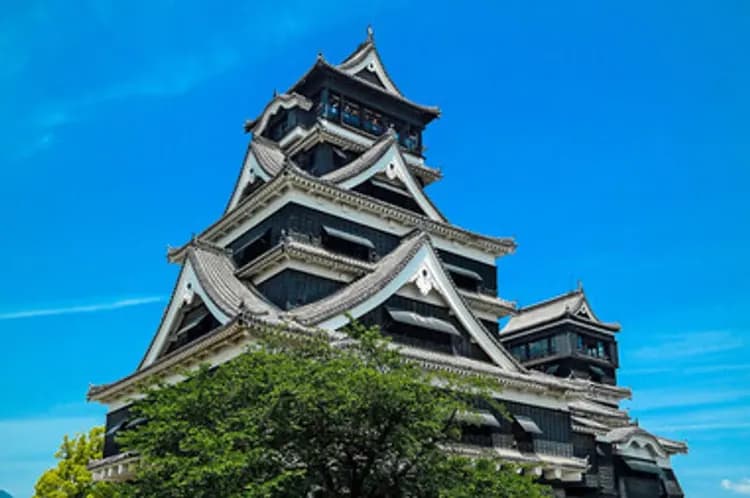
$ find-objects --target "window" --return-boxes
[363,108,385,135]
[322,94,340,120]
[511,344,527,361]
[514,415,543,435]
[527,337,555,360]
[384,308,460,355]
[402,126,419,152]
[233,228,272,267]
[576,334,610,360]
[388,309,460,337]
[342,100,361,127]
[315,90,423,154]
[528,339,546,359]
[444,263,483,292]
[321,225,374,261]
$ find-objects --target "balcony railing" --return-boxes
[490,434,574,458]
[317,102,421,154]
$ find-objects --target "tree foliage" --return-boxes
[33,426,118,498]
[116,322,550,497]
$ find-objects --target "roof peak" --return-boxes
[519,288,584,312]
[502,287,621,335]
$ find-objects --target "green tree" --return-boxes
[117,322,550,498]
[33,426,118,498]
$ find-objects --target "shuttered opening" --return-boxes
[321,225,375,261]
[387,309,461,336]
[514,414,544,435]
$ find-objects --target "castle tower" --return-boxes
[87,29,686,497]
[500,287,621,386]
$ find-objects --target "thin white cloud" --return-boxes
[722,478,750,495]
[629,388,750,412]
[643,406,750,434]
[0,296,163,321]
[660,421,750,432]
[632,331,744,361]
[624,363,750,376]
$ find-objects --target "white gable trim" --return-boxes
[242,253,498,321]
[340,47,401,96]
[337,143,444,221]
[248,93,313,136]
[226,150,272,212]
[141,260,232,369]
[216,189,498,265]
[615,435,671,467]
[316,119,426,167]
[315,244,520,371]
[577,296,603,323]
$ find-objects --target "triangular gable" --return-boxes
[140,258,233,369]
[244,93,313,135]
[337,38,402,97]
[142,245,278,368]
[573,296,602,323]
[226,138,285,212]
[502,289,620,335]
[576,303,592,319]
[325,137,445,222]
[291,234,521,371]
[601,427,670,460]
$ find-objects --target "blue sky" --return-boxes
[0,1,748,496]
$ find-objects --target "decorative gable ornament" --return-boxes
[384,159,408,185]
[576,302,593,319]
[410,262,438,296]
[181,282,195,306]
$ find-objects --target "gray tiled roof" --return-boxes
[187,242,278,317]
[177,163,516,263]
[502,290,585,334]
[336,38,403,97]
[501,288,619,335]
[287,57,440,117]
[320,131,397,183]
[287,230,429,325]
[318,131,447,222]
[244,92,313,133]
[250,136,286,176]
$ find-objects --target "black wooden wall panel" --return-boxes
[255,269,344,310]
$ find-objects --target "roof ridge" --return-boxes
[244,92,313,133]
[172,166,516,262]
[287,229,430,325]
[518,288,584,313]
[252,134,283,149]
[320,131,398,183]
[338,25,377,68]
[287,57,440,116]
[339,39,374,67]
[186,238,232,257]
[188,243,279,317]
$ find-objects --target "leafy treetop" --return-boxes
[115,321,550,498]
[33,426,117,498]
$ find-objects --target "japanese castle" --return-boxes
[88,28,686,498]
